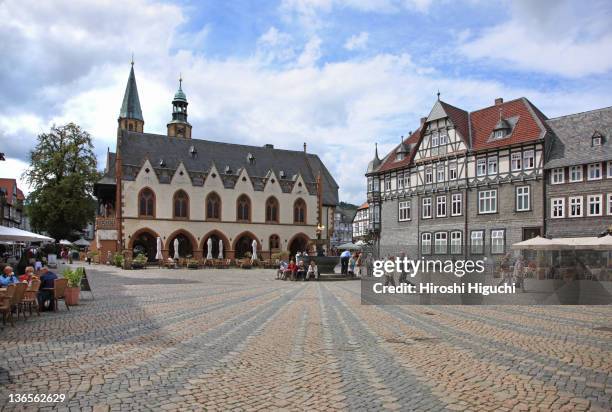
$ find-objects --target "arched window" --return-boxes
[139,188,155,217]
[269,234,280,250]
[206,192,221,220]
[265,197,279,223]
[236,195,251,222]
[173,190,189,219]
[293,198,306,224]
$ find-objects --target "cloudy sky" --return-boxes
[1,0,611,204]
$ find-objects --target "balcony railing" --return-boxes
[96,216,117,230]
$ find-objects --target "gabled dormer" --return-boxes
[592,131,604,146]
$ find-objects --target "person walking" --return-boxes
[340,250,350,275]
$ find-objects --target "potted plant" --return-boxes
[113,253,124,268]
[63,267,84,306]
[132,253,147,269]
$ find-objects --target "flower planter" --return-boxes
[65,287,80,306]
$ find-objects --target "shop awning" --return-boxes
[0,226,54,243]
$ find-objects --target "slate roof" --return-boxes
[119,65,143,121]
[544,106,612,169]
[100,131,339,206]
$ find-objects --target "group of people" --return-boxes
[340,250,365,277]
[276,251,319,281]
[498,253,527,291]
[1,265,60,310]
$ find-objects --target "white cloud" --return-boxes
[0,158,32,195]
[297,36,322,67]
[344,32,369,51]
[459,0,612,77]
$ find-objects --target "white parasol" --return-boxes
[207,237,213,260]
[218,239,224,259]
[173,238,180,259]
[251,239,257,261]
[155,237,163,260]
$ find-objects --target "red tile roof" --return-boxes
[0,178,24,205]
[440,101,470,143]
[357,202,369,210]
[377,128,422,172]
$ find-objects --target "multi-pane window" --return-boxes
[294,198,307,223]
[551,197,565,218]
[269,235,280,250]
[434,232,448,254]
[373,178,380,192]
[397,174,404,190]
[439,131,448,145]
[523,150,535,169]
[478,190,497,214]
[608,162,612,178]
[436,196,446,217]
[569,165,583,182]
[487,157,498,175]
[477,158,486,176]
[385,177,392,191]
[437,166,445,182]
[173,190,189,219]
[569,196,583,217]
[139,188,155,217]
[431,131,439,147]
[449,164,457,180]
[450,231,462,254]
[367,177,373,192]
[608,194,612,215]
[511,152,522,171]
[398,200,411,221]
[206,192,221,220]
[552,168,564,184]
[422,197,432,218]
[491,230,505,254]
[588,163,602,180]
[265,197,279,223]
[421,233,432,255]
[402,173,410,189]
[237,195,251,222]
[470,231,484,255]
[516,186,530,211]
[451,193,462,216]
[587,194,602,216]
[425,169,433,184]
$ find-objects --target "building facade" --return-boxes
[331,205,356,248]
[95,64,338,261]
[366,97,611,259]
[352,202,369,241]
[0,178,26,229]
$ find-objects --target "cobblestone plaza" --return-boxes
[1,266,611,411]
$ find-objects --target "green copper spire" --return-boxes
[119,61,144,121]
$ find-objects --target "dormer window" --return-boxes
[592,132,603,146]
[494,129,505,139]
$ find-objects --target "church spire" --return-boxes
[167,74,192,139]
[118,60,144,133]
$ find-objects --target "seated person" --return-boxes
[296,260,307,281]
[285,259,297,281]
[306,260,318,281]
[19,266,35,283]
[1,265,18,286]
[277,260,288,279]
[38,267,58,311]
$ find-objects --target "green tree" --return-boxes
[23,123,101,241]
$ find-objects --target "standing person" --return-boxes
[1,266,19,286]
[513,255,526,292]
[498,252,514,286]
[383,256,396,287]
[348,254,356,277]
[355,252,363,278]
[340,250,350,275]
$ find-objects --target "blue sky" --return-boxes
[1,0,612,203]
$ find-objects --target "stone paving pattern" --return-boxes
[1,265,611,411]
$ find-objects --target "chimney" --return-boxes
[495,97,503,106]
[420,116,427,125]
[303,142,307,153]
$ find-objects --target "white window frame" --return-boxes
[588,163,602,181]
[608,194,612,216]
[436,166,445,182]
[422,197,432,219]
[551,197,565,219]
[402,173,409,189]
[477,158,486,176]
[450,231,462,255]
[569,196,583,217]
[431,131,439,148]
[608,162,612,178]
[516,186,530,212]
[436,195,446,217]
[439,130,448,145]
[569,165,583,182]
[470,231,484,255]
[449,163,457,180]
[397,174,404,190]
[398,200,411,221]
[511,152,522,171]
[494,130,504,139]
[523,150,535,170]
[491,230,505,255]
[385,177,392,191]
[421,233,432,255]
[451,193,462,216]
[487,157,498,175]
[478,190,497,214]
[587,194,603,216]
[551,168,564,184]
[434,232,448,254]
[425,168,433,184]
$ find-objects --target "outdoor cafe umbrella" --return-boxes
[251,239,257,261]
[511,236,571,251]
[73,238,90,247]
[337,242,361,250]
[173,238,180,260]
[565,235,612,251]
[0,226,54,243]
[218,239,224,259]
[207,238,213,260]
[155,237,163,260]
[59,239,73,246]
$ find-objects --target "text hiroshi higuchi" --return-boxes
[373,283,516,296]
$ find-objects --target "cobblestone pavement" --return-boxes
[1,265,611,411]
